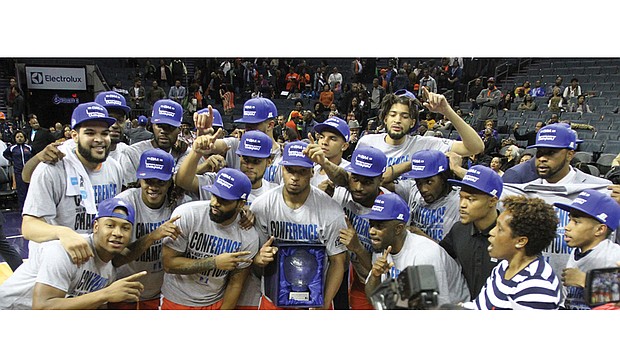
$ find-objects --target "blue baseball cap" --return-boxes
[137,115,149,126]
[202,168,251,201]
[136,149,174,181]
[236,130,273,158]
[234,97,278,124]
[71,102,117,129]
[197,107,223,128]
[94,197,135,225]
[313,116,350,142]
[364,193,410,223]
[394,89,417,100]
[527,123,582,150]
[279,141,314,168]
[448,165,503,198]
[402,150,449,179]
[151,99,183,128]
[343,146,387,177]
[94,91,131,115]
[554,189,620,230]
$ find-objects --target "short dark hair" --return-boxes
[570,78,579,83]
[501,196,559,256]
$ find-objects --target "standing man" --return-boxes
[24,114,56,155]
[161,168,258,310]
[168,79,186,106]
[364,193,470,306]
[146,80,167,115]
[440,165,503,298]
[118,99,189,185]
[128,78,146,112]
[357,87,483,177]
[369,78,386,120]
[475,77,501,123]
[394,149,461,242]
[124,115,153,145]
[503,123,612,278]
[417,68,437,96]
[554,190,620,309]
[251,141,349,309]
[0,198,146,309]
[328,67,343,93]
[21,102,123,265]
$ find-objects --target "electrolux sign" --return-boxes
[26,66,87,90]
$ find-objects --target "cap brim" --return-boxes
[401,169,441,179]
[233,117,266,124]
[201,185,240,200]
[448,179,496,197]
[106,105,131,115]
[553,202,606,225]
[343,164,382,178]
[364,210,396,221]
[137,170,172,181]
[236,149,271,158]
[74,117,117,129]
[314,124,346,140]
[526,143,568,149]
[151,118,181,128]
[280,160,313,168]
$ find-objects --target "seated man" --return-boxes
[0,198,146,309]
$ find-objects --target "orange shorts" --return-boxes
[161,298,223,310]
[349,271,374,310]
[107,298,161,310]
[235,305,259,310]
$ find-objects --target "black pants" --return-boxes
[0,211,22,271]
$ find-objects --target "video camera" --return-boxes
[585,267,620,308]
[370,265,439,310]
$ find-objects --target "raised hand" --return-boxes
[253,236,278,267]
[105,271,147,303]
[370,245,393,277]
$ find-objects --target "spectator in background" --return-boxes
[392,69,410,93]
[476,77,501,122]
[369,77,386,119]
[490,156,504,176]
[112,80,129,98]
[571,94,592,113]
[125,115,153,145]
[328,67,343,92]
[514,81,531,99]
[220,84,235,116]
[513,121,542,147]
[548,87,564,113]
[4,77,22,121]
[499,93,514,111]
[313,66,326,95]
[147,80,167,114]
[418,68,438,96]
[168,79,186,106]
[517,94,537,112]
[11,87,25,127]
[144,60,156,81]
[128,78,146,111]
[501,145,520,172]
[468,77,484,110]
[24,114,56,155]
[563,77,582,105]
[285,66,300,93]
[546,76,564,96]
[530,79,546,98]
[319,84,334,109]
[3,130,32,212]
[158,59,172,87]
[170,59,187,86]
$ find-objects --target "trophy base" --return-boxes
[289,291,310,302]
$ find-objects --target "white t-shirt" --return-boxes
[564,239,620,310]
[357,133,453,167]
[108,141,130,162]
[161,201,259,307]
[114,188,174,300]
[23,154,123,257]
[332,186,390,281]
[395,179,460,242]
[310,158,350,189]
[0,236,115,310]
[367,231,471,306]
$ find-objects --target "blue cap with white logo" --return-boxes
[448,165,503,198]
[202,168,252,201]
[151,99,183,128]
[94,197,135,225]
[343,146,387,178]
[136,149,174,181]
[234,97,278,124]
[236,130,273,158]
[71,102,117,129]
[527,123,582,150]
[137,115,149,126]
[402,150,449,179]
[313,116,350,142]
[364,193,410,223]
[554,189,620,230]
[95,91,131,115]
[280,141,314,168]
[197,107,223,128]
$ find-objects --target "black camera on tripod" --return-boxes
[369,265,439,310]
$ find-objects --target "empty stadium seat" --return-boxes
[595,130,618,141]
[596,152,617,175]
[602,140,620,155]
[573,151,593,164]
[578,139,603,153]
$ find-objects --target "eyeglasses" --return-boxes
[394,89,417,100]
